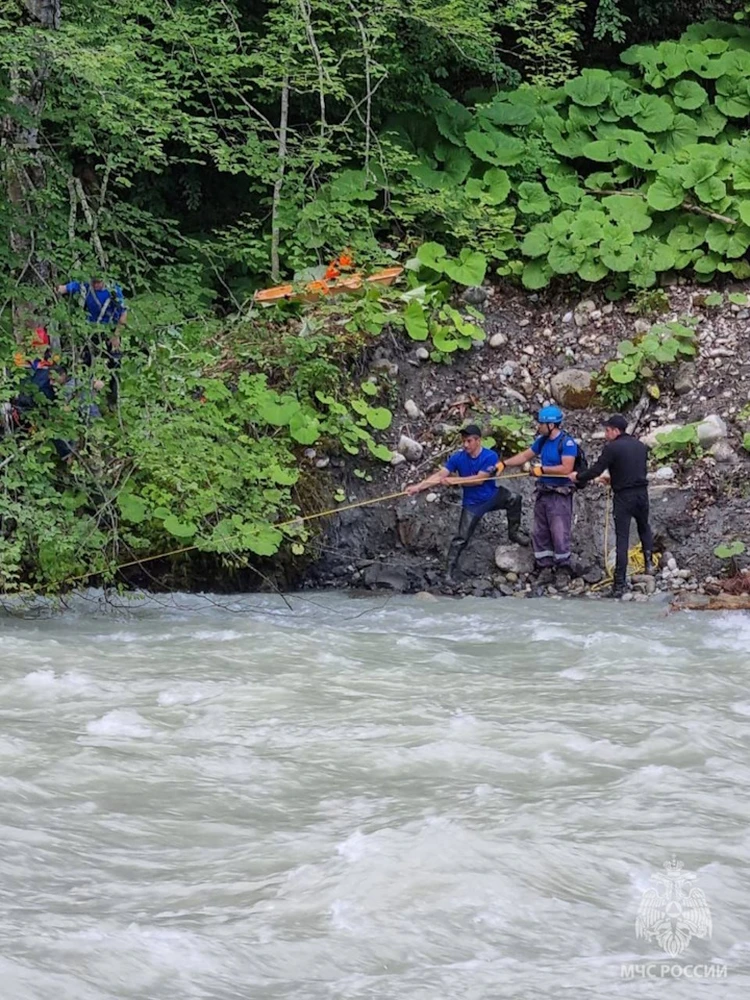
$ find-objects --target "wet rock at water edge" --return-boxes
[362,563,410,592]
[495,544,535,575]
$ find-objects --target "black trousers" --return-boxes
[447,486,521,574]
[613,487,653,585]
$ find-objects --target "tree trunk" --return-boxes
[2,0,61,340]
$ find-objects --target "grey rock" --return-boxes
[673,363,695,396]
[549,368,596,409]
[371,358,399,377]
[505,571,519,583]
[495,544,536,575]
[562,311,574,324]
[315,457,330,469]
[425,492,439,503]
[577,299,597,315]
[696,413,727,448]
[404,399,422,420]
[397,435,423,462]
[582,567,604,584]
[710,439,738,464]
[415,347,430,362]
[415,591,438,602]
[304,448,317,459]
[362,564,409,592]
[498,584,515,597]
[654,466,675,481]
[462,286,488,307]
[633,318,651,335]
[490,332,508,349]
[390,452,406,467]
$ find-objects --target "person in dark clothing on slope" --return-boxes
[571,413,654,599]
[405,424,529,581]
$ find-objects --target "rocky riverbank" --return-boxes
[301,280,750,600]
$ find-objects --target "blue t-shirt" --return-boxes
[445,447,499,508]
[531,432,578,488]
[65,281,127,325]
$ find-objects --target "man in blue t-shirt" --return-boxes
[56,276,127,403]
[406,424,529,581]
[503,406,577,585]
[56,276,127,352]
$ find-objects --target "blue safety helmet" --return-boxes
[538,405,563,424]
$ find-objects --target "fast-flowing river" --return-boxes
[1,592,749,999]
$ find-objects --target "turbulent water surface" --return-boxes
[1,591,749,999]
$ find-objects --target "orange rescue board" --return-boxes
[254,266,403,306]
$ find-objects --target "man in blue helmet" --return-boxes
[405,423,529,582]
[502,406,578,586]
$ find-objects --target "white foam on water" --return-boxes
[84,708,153,738]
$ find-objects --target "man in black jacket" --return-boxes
[570,414,654,598]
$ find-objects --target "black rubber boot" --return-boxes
[643,549,655,576]
[536,566,555,585]
[607,582,626,599]
[507,505,530,546]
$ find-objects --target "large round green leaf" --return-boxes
[465,129,524,166]
[647,171,685,211]
[679,157,720,189]
[404,300,429,341]
[258,397,301,427]
[578,257,609,283]
[705,221,750,258]
[517,181,551,215]
[564,69,611,107]
[600,241,637,272]
[443,249,487,286]
[694,176,726,204]
[548,237,586,275]
[521,225,551,258]
[671,79,708,110]
[521,259,553,290]
[366,407,393,431]
[465,167,510,206]
[633,95,674,133]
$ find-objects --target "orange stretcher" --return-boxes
[253,266,403,306]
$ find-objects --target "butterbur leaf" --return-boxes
[704,292,723,306]
[443,249,487,286]
[694,176,726,204]
[288,412,320,445]
[244,524,283,557]
[608,361,638,384]
[548,237,586,275]
[517,181,551,214]
[119,494,147,525]
[633,95,674,133]
[672,79,708,110]
[522,225,551,258]
[367,441,393,462]
[465,129,524,166]
[582,139,619,162]
[578,258,609,282]
[521,260,553,289]
[564,69,611,107]
[416,242,448,272]
[163,515,197,539]
[258,397,300,426]
[647,171,685,211]
[366,407,392,430]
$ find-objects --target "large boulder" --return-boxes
[549,369,596,409]
[640,423,683,449]
[696,414,727,448]
[495,544,535,575]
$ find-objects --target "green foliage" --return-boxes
[598,318,698,405]
[651,423,702,461]
[742,431,750,453]
[714,540,746,559]
[486,412,534,453]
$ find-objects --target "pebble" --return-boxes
[415,347,430,361]
[404,399,421,420]
[315,457,330,469]
[425,493,438,503]
[522,345,534,355]
[390,453,406,467]
[490,332,508,348]
[518,318,531,328]
[667,557,678,571]
[304,448,317,459]
[562,311,574,324]
[633,318,651,334]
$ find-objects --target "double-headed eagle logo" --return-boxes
[636,857,712,958]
